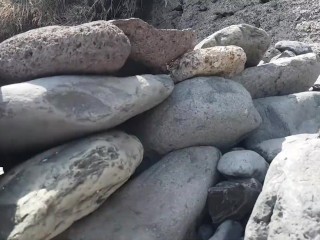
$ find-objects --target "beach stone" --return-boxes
[0,74,173,157]
[168,46,246,83]
[0,131,143,240]
[217,150,269,183]
[129,77,261,155]
[109,18,196,72]
[0,21,131,85]
[54,146,221,240]
[261,47,281,64]
[195,24,270,67]
[232,53,320,99]
[275,40,313,55]
[198,224,215,240]
[245,138,320,240]
[208,178,262,223]
[269,50,296,62]
[209,220,243,240]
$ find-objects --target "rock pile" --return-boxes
[0,19,320,240]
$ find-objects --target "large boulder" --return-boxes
[245,137,320,240]
[244,92,320,147]
[0,21,131,85]
[0,131,143,240]
[109,18,196,72]
[0,74,173,156]
[195,24,270,67]
[168,46,246,83]
[128,77,261,155]
[232,53,320,99]
[54,146,221,240]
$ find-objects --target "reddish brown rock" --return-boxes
[109,18,196,72]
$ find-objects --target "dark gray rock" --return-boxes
[208,178,262,223]
[275,40,313,55]
[232,53,320,99]
[195,24,271,67]
[210,220,243,240]
[245,137,320,240]
[129,77,261,155]
[198,224,215,240]
[245,92,320,147]
[217,150,269,183]
[261,47,281,64]
[54,146,221,240]
[269,50,296,62]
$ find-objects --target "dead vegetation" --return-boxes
[0,0,141,42]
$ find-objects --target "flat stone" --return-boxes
[110,18,196,72]
[128,77,261,155]
[245,138,320,240]
[195,24,270,67]
[275,40,313,55]
[210,220,243,240]
[0,131,143,240]
[0,74,173,157]
[0,21,131,85]
[208,178,262,223]
[54,146,221,240]
[232,53,320,99]
[168,46,246,83]
[217,150,269,183]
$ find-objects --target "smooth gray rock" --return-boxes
[208,178,262,223]
[195,24,271,67]
[217,150,269,183]
[210,220,243,240]
[0,131,143,240]
[0,21,131,85]
[232,53,320,99]
[129,77,261,155]
[0,74,173,156]
[245,137,320,240]
[245,92,320,147]
[275,40,313,55]
[269,50,296,63]
[249,133,319,162]
[198,224,215,240]
[261,47,281,64]
[54,146,221,240]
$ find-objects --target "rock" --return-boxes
[0,74,173,156]
[168,46,246,83]
[208,178,262,223]
[245,137,320,240]
[198,224,215,240]
[0,131,143,240]
[109,18,196,72]
[195,24,270,67]
[0,21,131,85]
[244,92,320,147]
[310,84,320,91]
[261,47,281,64]
[217,150,269,183]
[209,220,243,240]
[249,133,319,162]
[232,53,320,99]
[54,146,221,240]
[129,77,261,155]
[275,40,313,55]
[269,50,296,62]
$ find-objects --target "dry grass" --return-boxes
[0,0,140,42]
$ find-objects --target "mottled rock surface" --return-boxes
[0,131,143,240]
[0,21,130,84]
[54,146,221,240]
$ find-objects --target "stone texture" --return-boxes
[0,74,173,156]
[217,150,269,183]
[109,18,196,72]
[129,77,261,155]
[54,146,221,240]
[245,92,320,147]
[0,21,130,85]
[261,47,281,64]
[198,224,215,240]
[208,178,262,223]
[232,53,320,99]
[275,40,313,55]
[0,131,143,240]
[195,24,270,67]
[249,133,319,162]
[269,50,296,63]
[245,137,320,240]
[168,46,246,83]
[209,220,243,240]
